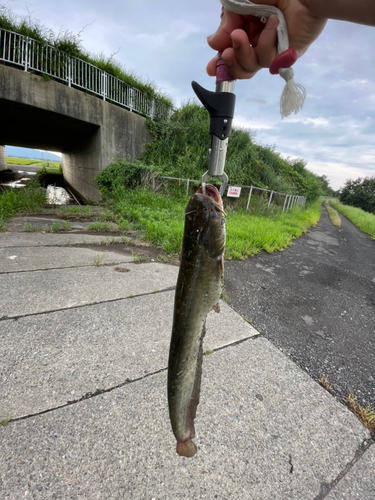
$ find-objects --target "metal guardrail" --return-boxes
[160,176,307,211]
[0,28,171,121]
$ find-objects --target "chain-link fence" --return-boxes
[157,176,306,211]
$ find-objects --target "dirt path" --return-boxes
[225,203,375,410]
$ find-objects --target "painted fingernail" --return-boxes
[231,35,240,49]
[265,15,278,30]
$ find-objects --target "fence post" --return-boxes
[150,99,155,120]
[129,88,134,112]
[268,190,274,208]
[102,73,107,101]
[67,59,72,87]
[287,196,292,210]
[24,37,29,72]
[283,194,288,212]
[186,179,190,197]
[246,186,253,211]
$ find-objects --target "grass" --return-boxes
[6,157,62,169]
[0,179,46,230]
[93,254,104,266]
[225,201,321,259]
[111,187,185,254]
[319,375,332,392]
[318,377,375,435]
[347,393,375,433]
[88,221,117,232]
[131,251,147,263]
[325,201,341,228]
[330,199,375,240]
[109,187,321,258]
[25,223,39,232]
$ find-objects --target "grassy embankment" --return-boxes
[330,199,375,240]
[110,186,321,259]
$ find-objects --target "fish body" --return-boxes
[168,185,226,457]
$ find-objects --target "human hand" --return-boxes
[206,0,327,80]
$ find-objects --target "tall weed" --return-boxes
[0,179,46,230]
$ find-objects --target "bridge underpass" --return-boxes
[0,65,151,201]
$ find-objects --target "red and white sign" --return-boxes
[227,186,241,198]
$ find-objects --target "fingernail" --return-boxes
[231,35,240,49]
[207,34,214,41]
[265,15,278,30]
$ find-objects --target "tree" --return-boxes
[316,174,335,197]
[339,177,375,213]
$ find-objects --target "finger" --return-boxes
[206,54,219,77]
[221,47,260,80]
[254,15,279,68]
[247,16,264,46]
[207,9,244,52]
[228,29,262,75]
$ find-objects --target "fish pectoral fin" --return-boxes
[213,302,220,313]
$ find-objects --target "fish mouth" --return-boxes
[197,184,222,206]
[196,184,226,216]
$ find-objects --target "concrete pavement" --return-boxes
[0,227,374,499]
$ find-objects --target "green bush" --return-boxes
[94,160,153,197]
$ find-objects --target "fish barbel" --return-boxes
[168,184,226,457]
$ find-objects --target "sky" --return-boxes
[3,0,375,190]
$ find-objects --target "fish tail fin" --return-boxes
[177,439,197,457]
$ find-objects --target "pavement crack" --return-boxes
[7,334,262,424]
[9,367,168,424]
[313,438,374,499]
[0,261,131,275]
[206,333,264,356]
[0,286,176,322]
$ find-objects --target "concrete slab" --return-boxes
[5,215,94,232]
[0,291,257,418]
[0,262,178,318]
[0,246,132,272]
[325,444,375,500]
[0,232,126,247]
[0,338,369,499]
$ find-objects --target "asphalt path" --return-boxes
[225,203,375,410]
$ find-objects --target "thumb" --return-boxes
[207,9,245,51]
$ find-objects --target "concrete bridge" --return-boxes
[0,65,151,201]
